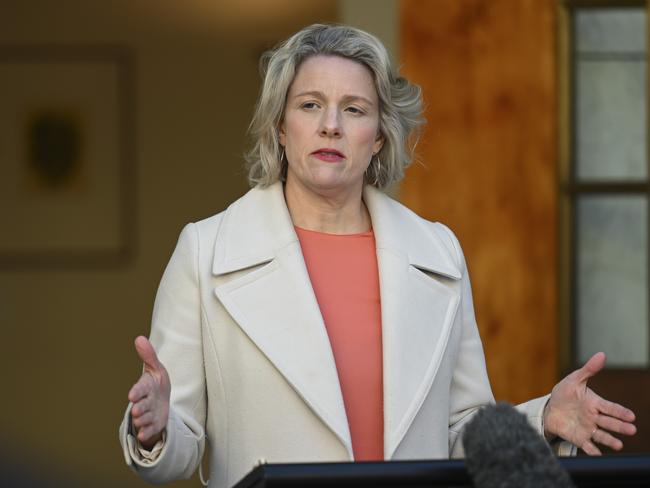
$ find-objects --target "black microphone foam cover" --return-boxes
[463,402,575,488]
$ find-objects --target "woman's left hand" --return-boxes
[543,352,637,455]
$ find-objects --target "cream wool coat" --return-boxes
[119,182,573,488]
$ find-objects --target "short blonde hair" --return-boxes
[245,23,424,190]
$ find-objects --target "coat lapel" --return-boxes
[363,186,462,460]
[212,183,353,457]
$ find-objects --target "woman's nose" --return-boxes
[319,109,342,138]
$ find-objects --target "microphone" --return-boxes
[462,402,575,488]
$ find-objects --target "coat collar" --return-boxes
[212,182,461,280]
[212,182,462,460]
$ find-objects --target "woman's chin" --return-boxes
[286,166,364,197]
[309,176,363,196]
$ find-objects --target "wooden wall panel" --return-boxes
[399,0,558,403]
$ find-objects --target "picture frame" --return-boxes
[0,44,135,268]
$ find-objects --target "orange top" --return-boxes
[295,226,384,461]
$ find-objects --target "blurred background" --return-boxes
[1,0,648,486]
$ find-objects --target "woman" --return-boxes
[119,24,636,488]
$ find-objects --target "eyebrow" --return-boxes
[293,90,375,107]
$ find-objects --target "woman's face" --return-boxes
[279,55,384,199]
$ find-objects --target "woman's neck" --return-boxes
[284,180,370,235]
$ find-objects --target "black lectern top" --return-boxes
[233,455,650,488]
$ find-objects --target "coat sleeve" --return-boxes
[436,224,577,458]
[118,222,208,483]
[436,223,495,458]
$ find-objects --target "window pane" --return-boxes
[577,195,649,367]
[576,59,647,181]
[575,8,646,53]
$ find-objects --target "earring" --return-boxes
[280,149,285,163]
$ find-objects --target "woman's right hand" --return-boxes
[128,336,171,450]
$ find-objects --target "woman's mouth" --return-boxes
[311,149,345,162]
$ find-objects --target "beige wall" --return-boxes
[0,2,337,486]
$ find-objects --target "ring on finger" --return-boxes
[591,427,598,440]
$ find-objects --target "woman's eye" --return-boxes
[346,106,364,115]
[301,102,319,110]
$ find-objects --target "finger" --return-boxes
[581,440,602,456]
[131,397,152,418]
[597,413,637,436]
[132,411,154,430]
[137,425,154,443]
[137,425,163,444]
[128,384,149,403]
[592,429,623,451]
[135,336,163,372]
[128,373,154,403]
[597,398,636,423]
[128,387,144,404]
[575,352,607,383]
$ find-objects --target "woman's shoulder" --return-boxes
[365,187,464,274]
[175,184,285,271]
[189,185,266,239]
[368,187,461,245]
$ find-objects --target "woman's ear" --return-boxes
[373,131,385,154]
[278,121,286,146]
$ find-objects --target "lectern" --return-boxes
[233,455,650,488]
